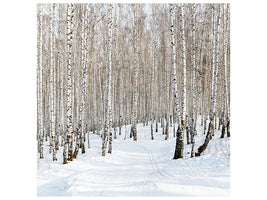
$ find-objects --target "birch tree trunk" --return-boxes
[164,21,170,140]
[37,5,40,153]
[226,4,230,138]
[221,4,229,139]
[57,4,65,147]
[73,4,88,158]
[196,6,207,131]
[151,38,155,140]
[49,3,57,161]
[63,3,74,164]
[102,3,113,156]
[173,3,186,159]
[190,3,197,158]
[107,4,114,154]
[80,4,88,153]
[150,20,155,140]
[209,4,216,125]
[37,4,44,159]
[196,4,221,157]
[131,4,139,141]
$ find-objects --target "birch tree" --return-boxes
[221,3,230,138]
[37,4,44,159]
[102,3,113,156]
[189,3,197,158]
[131,4,139,141]
[49,3,57,161]
[173,3,186,159]
[169,3,179,147]
[63,3,74,164]
[73,4,88,158]
[196,4,221,157]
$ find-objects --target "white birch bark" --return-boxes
[102,4,113,156]
[164,22,170,140]
[211,4,221,119]
[74,4,88,158]
[190,3,197,158]
[226,4,230,137]
[170,4,180,127]
[37,4,40,151]
[90,5,97,136]
[196,6,207,123]
[221,4,229,138]
[173,3,186,159]
[63,3,74,164]
[37,4,44,158]
[150,10,156,140]
[180,4,187,127]
[81,3,88,152]
[150,37,155,140]
[209,5,215,119]
[49,3,57,161]
[58,4,66,147]
[131,4,139,141]
[119,68,123,135]
[107,4,114,153]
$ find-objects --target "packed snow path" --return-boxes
[37,120,230,196]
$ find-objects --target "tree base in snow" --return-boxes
[173,125,184,159]
[227,120,230,137]
[186,126,190,144]
[220,124,226,138]
[195,117,214,157]
[81,143,85,154]
[63,158,68,164]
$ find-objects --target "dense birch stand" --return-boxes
[37,3,230,164]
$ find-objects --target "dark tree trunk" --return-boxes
[173,124,184,159]
[195,115,214,157]
[108,130,113,154]
[73,142,79,159]
[227,120,230,137]
[151,123,154,140]
[186,126,190,144]
[220,124,226,138]
[114,127,117,139]
[130,126,133,138]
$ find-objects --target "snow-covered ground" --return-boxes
[37,117,230,196]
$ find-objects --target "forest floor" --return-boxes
[37,117,230,196]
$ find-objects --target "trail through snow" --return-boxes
[37,119,230,196]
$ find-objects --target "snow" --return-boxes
[37,117,230,196]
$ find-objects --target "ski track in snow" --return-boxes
[37,117,230,196]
